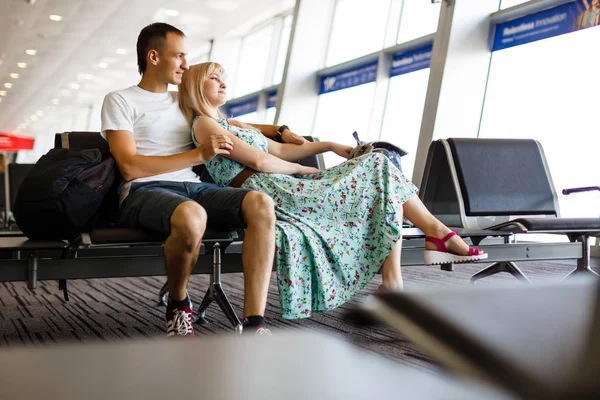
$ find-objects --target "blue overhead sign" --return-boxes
[493,0,599,51]
[267,90,277,108]
[227,96,259,117]
[319,61,378,94]
[390,44,433,77]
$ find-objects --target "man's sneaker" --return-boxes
[255,326,272,336]
[246,325,272,336]
[166,306,195,337]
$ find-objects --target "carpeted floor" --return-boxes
[0,259,594,370]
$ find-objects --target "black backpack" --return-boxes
[14,148,118,240]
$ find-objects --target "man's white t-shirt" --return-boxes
[100,85,200,204]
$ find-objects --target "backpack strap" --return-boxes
[61,132,70,149]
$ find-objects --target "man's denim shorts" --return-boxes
[118,181,252,234]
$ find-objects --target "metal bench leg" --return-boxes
[471,261,531,284]
[58,279,69,301]
[213,283,243,334]
[196,243,243,334]
[158,281,169,306]
[566,236,599,278]
[196,277,214,326]
[27,252,38,290]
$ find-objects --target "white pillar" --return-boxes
[412,0,501,186]
[275,0,336,134]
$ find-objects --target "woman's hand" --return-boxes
[295,165,320,175]
[197,132,233,162]
[329,142,353,159]
[281,129,306,145]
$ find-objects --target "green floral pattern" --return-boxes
[193,117,418,319]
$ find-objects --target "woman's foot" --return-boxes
[375,283,402,294]
[424,231,487,265]
[375,284,387,295]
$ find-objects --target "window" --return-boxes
[226,96,259,123]
[232,112,258,123]
[265,107,277,124]
[326,0,391,66]
[379,68,430,181]
[234,25,275,97]
[397,0,441,43]
[187,41,212,65]
[272,14,294,85]
[479,26,600,218]
[265,90,278,124]
[313,82,377,167]
[210,38,242,101]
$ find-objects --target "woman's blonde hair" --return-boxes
[179,62,226,125]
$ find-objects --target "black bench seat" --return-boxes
[420,138,600,281]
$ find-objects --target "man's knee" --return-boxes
[170,201,207,249]
[242,191,275,227]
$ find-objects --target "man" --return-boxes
[100,23,302,337]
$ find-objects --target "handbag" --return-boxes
[348,131,408,172]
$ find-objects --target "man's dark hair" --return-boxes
[136,22,185,75]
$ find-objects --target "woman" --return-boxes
[178,62,487,319]
[577,0,600,29]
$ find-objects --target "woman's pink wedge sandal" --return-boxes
[424,231,488,265]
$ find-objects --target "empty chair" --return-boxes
[419,138,600,281]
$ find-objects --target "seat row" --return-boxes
[0,132,597,331]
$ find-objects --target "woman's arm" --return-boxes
[228,119,351,161]
[267,139,352,162]
[229,119,306,144]
[194,118,318,175]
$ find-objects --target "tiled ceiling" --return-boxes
[0,0,293,136]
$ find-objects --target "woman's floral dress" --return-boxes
[192,117,418,319]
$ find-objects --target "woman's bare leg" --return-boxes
[380,204,404,290]
[381,239,404,290]
[402,194,484,255]
[378,192,484,292]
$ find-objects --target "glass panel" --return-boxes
[479,26,600,218]
[379,68,430,181]
[312,82,376,167]
[326,0,391,66]
[232,111,258,124]
[210,38,242,102]
[234,25,275,97]
[265,107,277,124]
[272,15,294,85]
[397,0,441,43]
[187,41,212,65]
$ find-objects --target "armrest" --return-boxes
[562,186,600,195]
